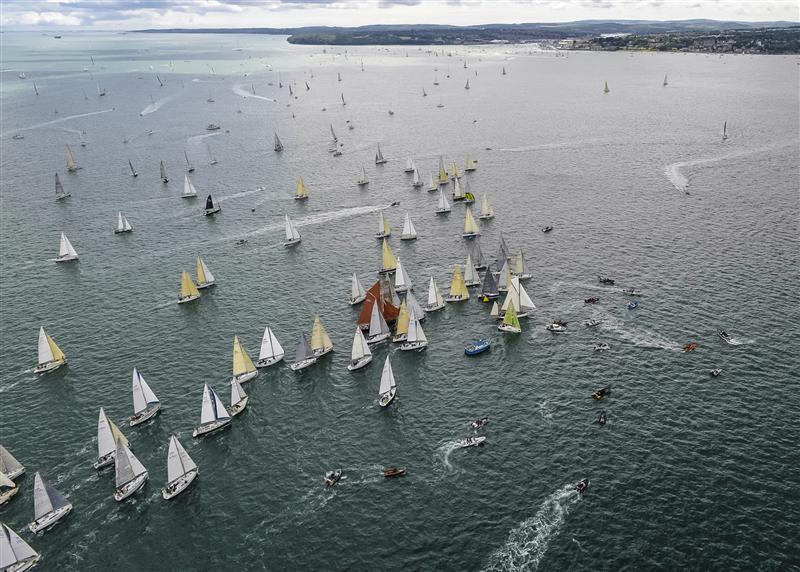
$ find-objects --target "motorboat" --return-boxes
[592,386,611,400]
[622,288,641,296]
[546,321,567,333]
[383,467,406,479]
[683,342,698,353]
[542,226,553,233]
[575,478,590,494]
[584,318,602,327]
[710,368,723,377]
[598,276,615,285]
[585,297,599,304]
[464,339,490,356]
[627,300,639,310]
[596,411,607,426]
[206,124,221,131]
[325,469,343,487]
[456,436,486,448]
[593,343,610,351]
[717,330,734,344]
[470,416,489,430]
[12,134,24,140]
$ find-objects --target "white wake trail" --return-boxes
[139,93,180,116]
[2,108,114,137]
[232,84,277,103]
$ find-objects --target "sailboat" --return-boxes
[114,212,132,234]
[97,83,106,96]
[347,327,373,371]
[93,408,129,469]
[365,302,391,345]
[424,276,445,312]
[392,301,410,342]
[464,79,470,90]
[722,121,728,141]
[479,194,494,220]
[435,188,451,214]
[182,174,198,198]
[65,144,78,172]
[451,162,462,180]
[500,276,536,318]
[427,172,438,192]
[0,446,24,480]
[663,74,668,87]
[256,326,285,367]
[161,436,198,500]
[206,142,218,165]
[294,177,310,200]
[28,472,72,533]
[378,356,397,408]
[192,384,232,437]
[0,473,17,506]
[357,166,369,186]
[54,173,70,200]
[445,265,470,303]
[231,335,258,384]
[465,156,477,172]
[289,333,317,371]
[512,251,532,281]
[400,212,418,240]
[229,379,248,416]
[376,210,391,238]
[464,254,481,287]
[114,440,148,501]
[375,144,387,165]
[498,305,522,333]
[481,265,499,299]
[203,194,221,216]
[462,179,475,204]
[160,160,169,183]
[195,256,216,289]
[55,233,78,263]
[603,81,610,94]
[33,81,38,96]
[129,368,160,426]
[502,66,507,76]
[311,315,334,357]
[349,273,367,305]
[411,168,423,189]
[379,239,397,274]
[406,290,425,322]
[400,309,428,352]
[470,239,488,270]
[496,260,512,293]
[394,258,413,293]
[404,157,414,173]
[463,208,480,238]
[0,523,40,571]
[495,234,512,269]
[178,271,201,304]
[438,157,449,185]
[33,327,67,374]
[452,177,465,201]
[328,124,339,152]
[184,150,195,173]
[274,133,284,152]
[422,87,427,97]
[128,159,138,178]
[284,214,301,246]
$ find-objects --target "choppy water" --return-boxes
[1,32,798,571]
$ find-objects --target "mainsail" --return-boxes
[350,327,372,362]
[401,212,417,239]
[381,239,397,272]
[180,271,200,300]
[258,327,284,362]
[166,435,197,483]
[232,336,256,377]
[295,177,310,199]
[449,265,470,299]
[182,174,198,197]
[131,368,159,415]
[32,472,70,521]
[65,144,77,172]
[310,316,333,354]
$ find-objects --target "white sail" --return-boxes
[258,326,284,361]
[284,215,300,241]
[480,194,494,218]
[406,309,427,343]
[428,172,437,191]
[358,166,368,185]
[166,435,197,483]
[401,212,417,239]
[59,233,78,258]
[452,177,464,199]
[199,258,215,284]
[96,407,126,459]
[497,260,511,291]
[131,368,159,415]
[412,168,422,187]
[115,440,146,488]
[183,174,197,197]
[116,212,132,232]
[200,384,214,424]
[464,254,480,284]
[519,281,536,309]
[406,290,425,319]
[0,446,23,479]
[394,258,412,291]
[37,327,54,365]
[368,302,390,337]
[231,379,247,407]
[437,189,450,212]
[350,273,366,301]
[378,356,396,395]
[405,157,414,172]
[350,327,372,361]
[0,524,38,568]
[427,276,443,306]
[33,472,69,520]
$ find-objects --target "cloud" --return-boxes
[6,10,82,26]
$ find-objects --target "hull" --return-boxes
[0,486,19,506]
[230,397,249,416]
[378,267,396,275]
[293,196,308,201]
[513,273,532,281]
[357,181,369,186]
[400,341,427,352]
[434,209,451,215]
[424,303,445,313]
[56,194,71,201]
[178,295,200,304]
[465,280,481,287]
[114,229,132,234]
[498,324,521,333]
[33,360,66,374]
[313,347,333,358]
[289,358,317,371]
[365,332,390,345]
[181,194,197,199]
[445,295,468,303]
[162,469,198,500]
[379,388,396,408]
[400,235,417,241]
[347,356,373,371]
[256,354,284,368]
[232,370,258,384]
[193,418,232,437]
[462,232,479,239]
[114,472,148,502]
[5,555,40,572]
[375,232,391,239]
[349,294,367,305]
[196,281,216,290]
[54,255,78,263]
[392,334,407,343]
[478,214,494,220]
[93,453,115,470]
[284,238,301,247]
[130,404,161,427]
[29,504,72,533]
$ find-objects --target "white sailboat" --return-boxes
[0,472,17,506]
[404,157,414,173]
[256,326,284,367]
[424,276,445,312]
[182,174,198,198]
[0,445,24,480]
[114,440,148,501]
[284,214,301,246]
[357,166,369,186]
[479,194,494,220]
[311,315,334,357]
[411,168,423,189]
[400,309,428,351]
[55,232,78,262]
[128,159,138,178]
[375,144,387,165]
[65,144,78,172]
[451,177,465,202]
[400,212,418,241]
[28,472,72,533]
[294,177,310,200]
[195,256,216,289]
[129,368,160,426]
[451,163,461,180]
[365,300,391,345]
[497,260,512,293]
[445,264,470,302]
[231,335,258,384]
[192,384,232,437]
[405,290,426,321]
[464,254,481,287]
[178,271,201,304]
[289,333,317,371]
[603,80,610,94]
[33,327,67,374]
[434,188,451,214]
[376,210,391,238]
[93,407,129,469]
[160,160,169,183]
[114,212,132,234]
[512,251,532,281]
[347,327,373,371]
[203,194,221,216]
[274,132,284,152]
[393,257,413,293]
[54,173,70,200]
[0,523,40,571]
[462,207,480,238]
[349,273,367,305]
[184,150,195,173]
[427,172,438,192]
[229,379,248,416]
[465,156,477,172]
[377,356,397,407]
[500,276,536,318]
[161,435,198,500]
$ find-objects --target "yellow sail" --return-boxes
[464,208,479,234]
[451,163,460,178]
[180,271,200,299]
[295,177,309,198]
[514,252,525,274]
[438,158,448,183]
[503,306,521,330]
[395,301,410,336]
[449,265,470,298]
[47,333,66,363]
[65,144,77,171]
[196,257,207,285]
[311,315,333,352]
[465,156,477,171]
[109,420,129,447]
[232,335,256,376]
[382,213,391,235]
[382,239,397,271]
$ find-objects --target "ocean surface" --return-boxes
[1,32,798,571]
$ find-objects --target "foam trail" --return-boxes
[232,84,277,103]
[187,132,222,145]
[434,441,462,474]
[2,108,114,137]
[484,484,579,571]
[216,188,264,203]
[239,204,388,240]
[600,316,682,352]
[139,93,180,116]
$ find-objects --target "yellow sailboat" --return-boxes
[34,326,67,374]
[438,157,449,185]
[196,256,216,289]
[65,144,78,172]
[498,305,522,333]
[376,210,391,238]
[178,271,201,304]
[465,156,477,172]
[462,207,480,238]
[392,300,410,342]
[445,264,470,302]
[311,315,334,357]
[380,238,397,274]
[450,162,461,180]
[294,177,310,200]
[231,335,258,383]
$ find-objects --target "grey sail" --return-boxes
[495,235,511,268]
[481,265,498,296]
[295,333,314,362]
[33,472,69,520]
[469,239,488,268]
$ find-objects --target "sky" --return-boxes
[0,0,797,30]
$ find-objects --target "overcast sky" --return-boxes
[1,0,797,29]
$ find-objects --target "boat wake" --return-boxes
[484,484,580,572]
[231,84,277,103]
[538,401,554,422]
[238,204,388,240]
[186,132,222,145]
[1,108,114,138]
[600,317,682,352]
[216,188,264,203]
[140,93,180,116]
[434,441,463,475]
